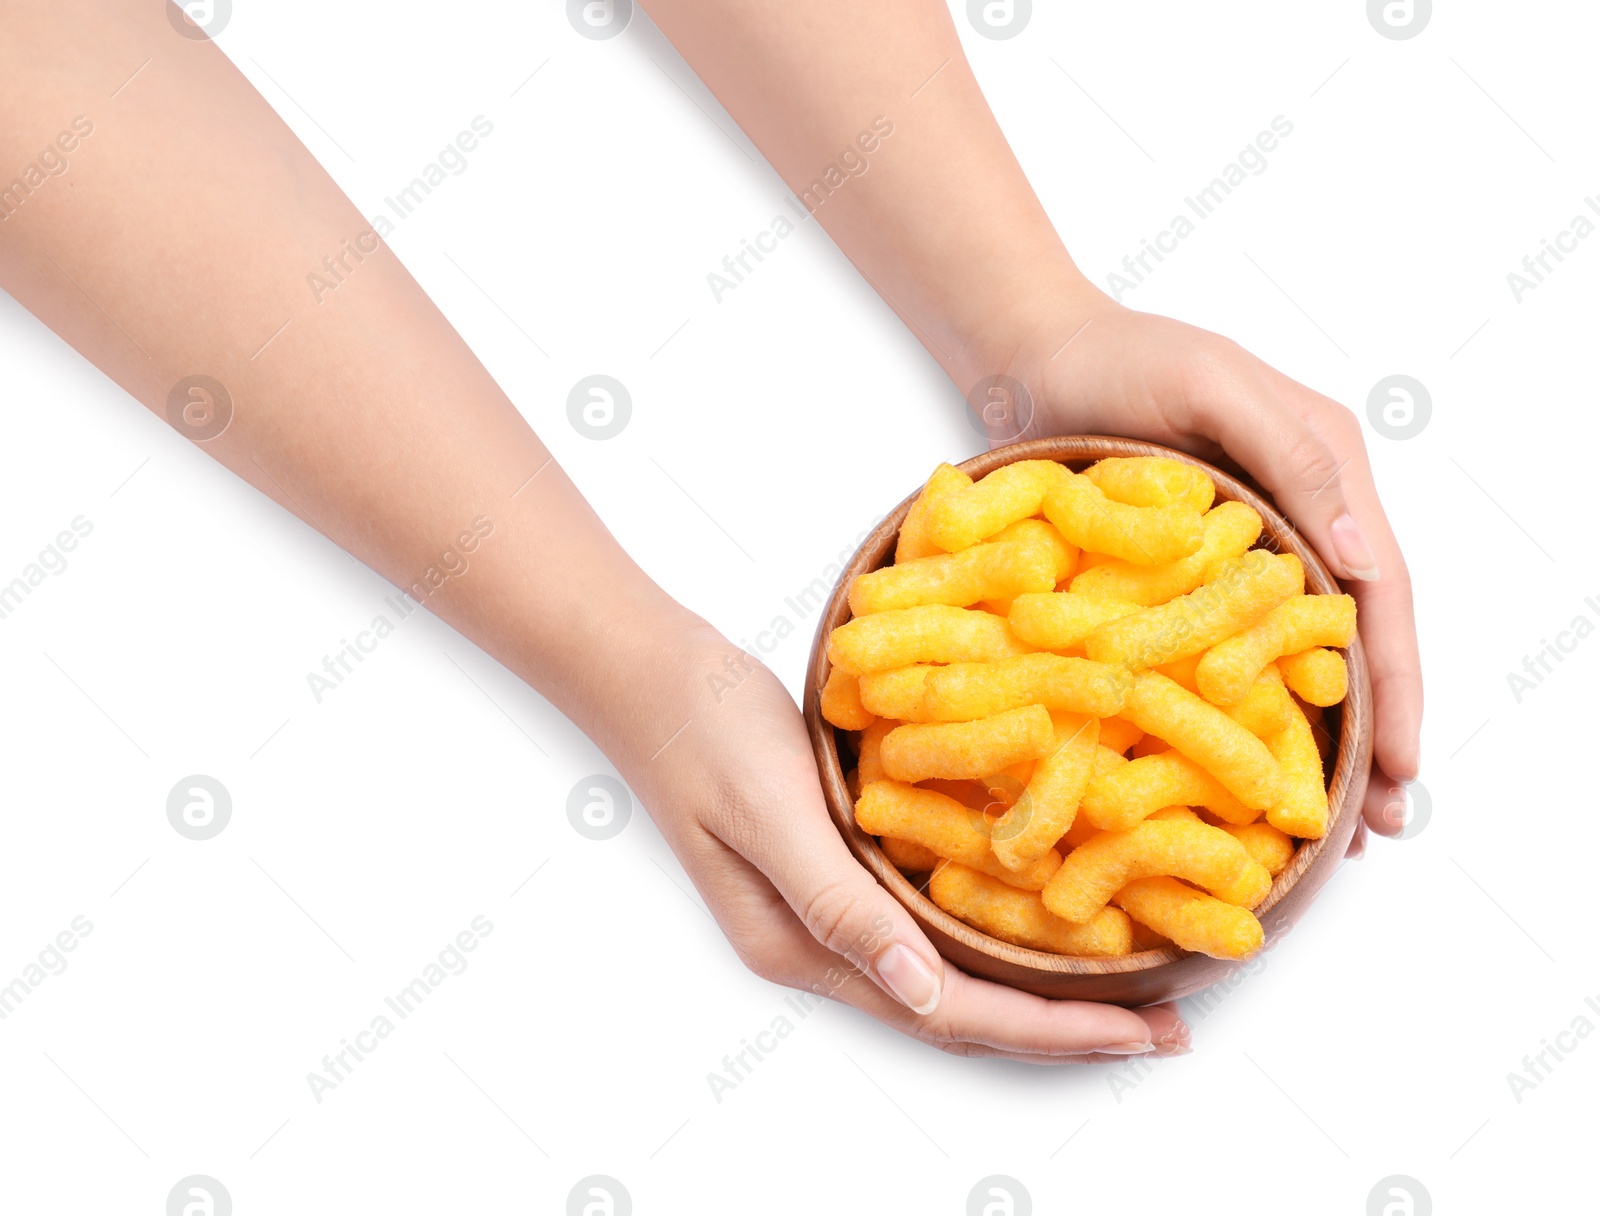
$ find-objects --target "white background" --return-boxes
[1,1,1594,1212]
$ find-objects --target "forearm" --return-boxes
[0,2,691,754]
[640,0,1098,382]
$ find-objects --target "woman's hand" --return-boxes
[599,616,1190,1063]
[965,296,1423,843]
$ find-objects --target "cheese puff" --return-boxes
[1009,591,1144,649]
[857,665,936,721]
[1069,501,1262,606]
[1097,716,1145,755]
[850,519,1076,616]
[1087,550,1304,672]
[981,761,1036,810]
[828,605,1030,676]
[1041,817,1273,922]
[1162,654,1290,739]
[931,862,1134,956]
[1196,593,1357,706]
[1129,918,1176,952]
[846,767,861,800]
[854,780,1061,889]
[1147,805,1199,823]
[1278,647,1349,707]
[1042,467,1206,565]
[880,705,1056,783]
[1058,816,1103,852]
[921,653,1132,722]
[1227,666,1293,736]
[1119,672,1284,809]
[896,462,973,563]
[918,779,995,813]
[1264,699,1329,839]
[1080,748,1258,831]
[855,719,894,785]
[1083,456,1216,514]
[992,713,1100,871]
[926,460,1060,552]
[1113,877,1264,960]
[820,667,875,731]
[1223,822,1297,875]
[879,836,942,873]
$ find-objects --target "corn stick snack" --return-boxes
[1086,550,1303,671]
[1113,877,1264,960]
[1070,500,1262,605]
[850,519,1076,616]
[820,667,875,731]
[828,605,1029,675]
[931,863,1134,956]
[1080,748,1258,831]
[1223,822,1296,875]
[1008,591,1144,649]
[854,780,1061,889]
[855,719,893,785]
[880,705,1055,782]
[1197,593,1356,705]
[992,712,1099,871]
[1041,817,1272,922]
[896,462,972,562]
[857,665,937,721]
[921,653,1131,721]
[1278,647,1349,707]
[880,836,941,873]
[926,459,1059,551]
[1263,700,1330,839]
[1118,672,1284,809]
[1082,456,1216,514]
[1096,716,1145,755]
[1042,466,1206,565]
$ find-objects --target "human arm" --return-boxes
[0,0,1184,1060]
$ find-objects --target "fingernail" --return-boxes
[1379,780,1410,833]
[1095,1039,1155,1055]
[1330,514,1379,582]
[877,944,941,1015]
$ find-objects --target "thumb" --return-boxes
[731,792,947,1016]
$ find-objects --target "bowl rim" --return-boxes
[804,435,1373,977]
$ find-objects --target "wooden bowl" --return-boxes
[803,436,1373,1006]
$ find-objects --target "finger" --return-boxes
[1177,354,1368,581]
[1257,369,1423,783]
[695,827,1185,1057]
[1363,763,1410,837]
[705,780,951,1016]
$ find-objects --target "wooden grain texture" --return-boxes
[803,437,1373,1006]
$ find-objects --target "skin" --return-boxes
[0,1,1180,1063]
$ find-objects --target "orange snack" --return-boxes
[1041,817,1272,923]
[931,862,1134,956]
[992,712,1099,871]
[1114,877,1264,960]
[854,780,1061,890]
[896,462,974,562]
[880,705,1056,783]
[1118,672,1284,810]
[820,667,875,731]
[827,605,1030,675]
